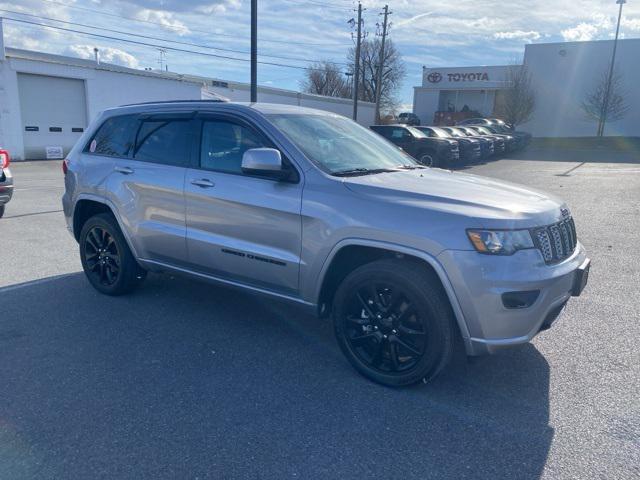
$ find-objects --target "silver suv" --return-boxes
[63,102,590,387]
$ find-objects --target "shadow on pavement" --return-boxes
[0,272,552,479]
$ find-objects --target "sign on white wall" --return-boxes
[45,146,64,159]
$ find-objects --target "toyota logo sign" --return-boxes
[427,72,442,83]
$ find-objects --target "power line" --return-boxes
[35,0,352,47]
[0,9,350,66]
[5,17,349,73]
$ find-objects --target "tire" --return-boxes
[417,151,437,168]
[333,259,456,387]
[79,212,146,296]
[0,204,4,218]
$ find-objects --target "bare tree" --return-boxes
[301,61,350,99]
[493,63,536,127]
[581,68,630,136]
[347,38,406,114]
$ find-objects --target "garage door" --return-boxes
[18,73,87,160]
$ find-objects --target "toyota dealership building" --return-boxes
[413,39,640,137]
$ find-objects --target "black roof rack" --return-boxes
[119,99,228,107]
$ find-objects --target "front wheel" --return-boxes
[333,259,456,387]
[417,151,437,168]
[79,213,146,296]
[0,204,4,218]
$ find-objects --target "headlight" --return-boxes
[467,229,534,255]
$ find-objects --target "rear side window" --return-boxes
[133,120,193,167]
[87,115,138,157]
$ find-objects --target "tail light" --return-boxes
[0,149,9,169]
[62,158,69,175]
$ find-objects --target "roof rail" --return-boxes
[119,99,228,107]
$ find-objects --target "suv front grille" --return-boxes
[531,218,577,264]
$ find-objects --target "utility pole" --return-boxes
[250,0,257,103]
[598,0,626,137]
[374,5,391,124]
[352,2,363,121]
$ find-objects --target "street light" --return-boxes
[599,0,627,137]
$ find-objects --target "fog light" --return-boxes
[502,290,540,309]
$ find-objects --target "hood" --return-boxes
[343,169,566,228]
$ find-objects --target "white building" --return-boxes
[0,25,374,160]
[413,39,640,138]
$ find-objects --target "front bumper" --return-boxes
[438,243,590,355]
[0,168,14,205]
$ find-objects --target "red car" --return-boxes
[0,149,13,218]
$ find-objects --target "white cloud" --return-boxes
[560,13,616,42]
[133,9,190,35]
[196,0,241,15]
[396,12,433,28]
[67,45,140,69]
[622,17,640,31]
[494,30,541,42]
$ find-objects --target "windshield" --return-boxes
[406,126,427,138]
[267,113,418,175]
[425,127,451,138]
[445,127,467,137]
[476,127,492,135]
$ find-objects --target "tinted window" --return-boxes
[87,115,138,157]
[200,120,265,174]
[134,120,193,166]
[371,127,390,138]
[391,128,407,139]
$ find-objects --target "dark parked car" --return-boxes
[370,124,459,167]
[458,126,506,155]
[478,125,523,151]
[457,117,531,149]
[415,126,482,164]
[442,127,494,160]
[0,149,13,218]
[397,112,421,126]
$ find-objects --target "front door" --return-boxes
[184,116,303,294]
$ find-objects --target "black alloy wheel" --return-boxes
[84,226,121,286]
[344,282,427,374]
[333,259,455,387]
[79,213,146,295]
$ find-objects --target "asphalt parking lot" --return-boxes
[1,149,639,479]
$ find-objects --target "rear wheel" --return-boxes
[79,213,146,295]
[333,259,455,387]
[0,205,4,218]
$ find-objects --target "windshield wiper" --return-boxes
[332,168,399,177]
[397,164,425,170]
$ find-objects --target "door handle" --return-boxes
[191,178,215,188]
[114,166,134,175]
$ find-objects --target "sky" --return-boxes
[1,0,640,109]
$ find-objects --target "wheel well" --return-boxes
[73,200,113,241]
[317,245,444,318]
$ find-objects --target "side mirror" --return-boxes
[241,148,289,179]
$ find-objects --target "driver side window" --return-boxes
[200,120,266,174]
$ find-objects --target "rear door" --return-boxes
[103,113,195,265]
[184,114,303,294]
